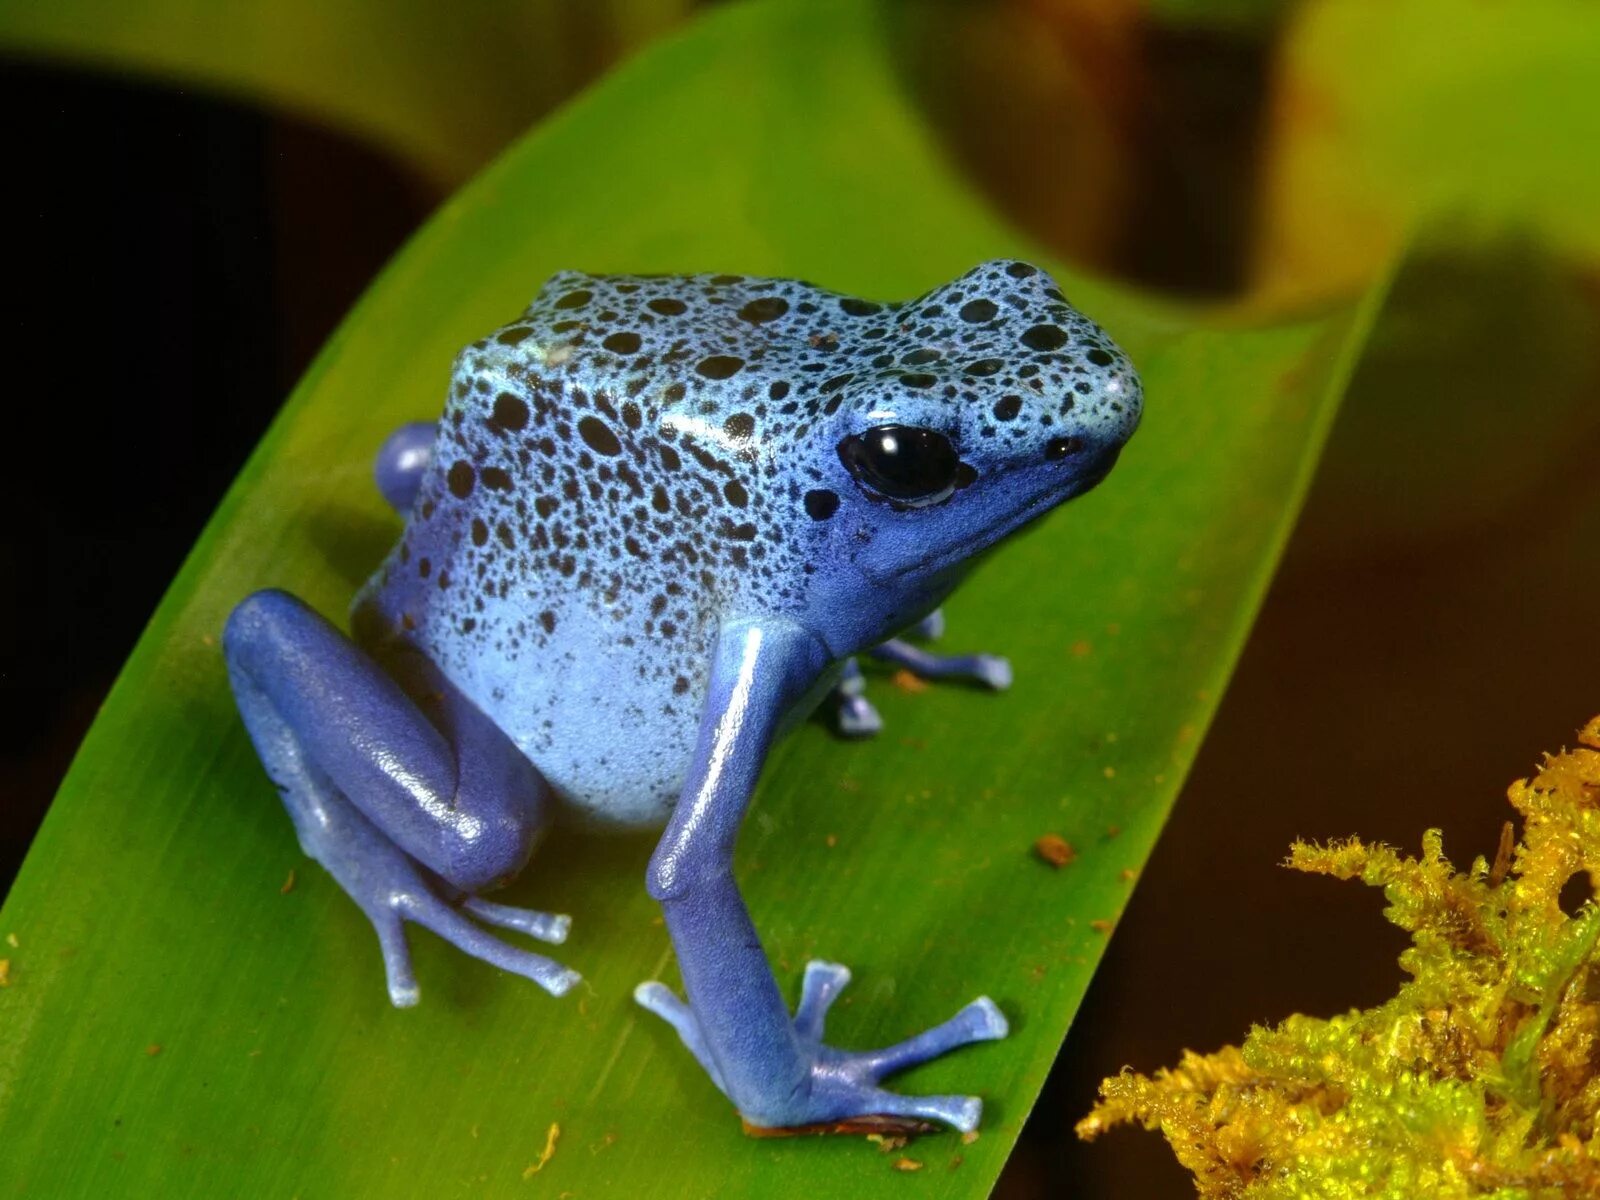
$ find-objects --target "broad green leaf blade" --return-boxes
[0,2,1382,1196]
[0,0,694,183]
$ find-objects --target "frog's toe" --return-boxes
[459,895,571,945]
[970,654,1012,691]
[634,981,727,1092]
[403,891,580,997]
[828,658,884,738]
[835,694,884,738]
[852,995,1009,1080]
[868,639,1013,690]
[373,914,422,1008]
[906,608,946,641]
[794,959,852,1038]
[862,1090,984,1135]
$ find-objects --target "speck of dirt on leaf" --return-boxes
[1035,834,1077,868]
[0,959,10,987]
[892,1157,923,1172]
[1105,824,1122,838]
[962,1130,981,1145]
[522,1123,560,1179]
[890,669,929,694]
[1091,919,1116,935]
[867,1133,909,1153]
[146,1044,162,1057]
[280,869,296,895]
[5,932,16,948]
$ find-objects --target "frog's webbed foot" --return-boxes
[826,608,1011,738]
[635,960,1007,1134]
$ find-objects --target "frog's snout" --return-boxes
[1042,434,1123,494]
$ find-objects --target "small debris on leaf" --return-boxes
[280,869,296,895]
[1091,919,1116,935]
[891,1157,923,1172]
[522,1123,560,1179]
[866,1133,909,1153]
[0,959,10,987]
[890,669,929,694]
[962,1130,980,1145]
[1034,834,1077,868]
[146,1043,162,1057]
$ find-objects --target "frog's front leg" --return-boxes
[826,608,1011,738]
[224,589,578,1005]
[636,620,1007,1133]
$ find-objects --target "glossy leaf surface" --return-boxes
[0,2,1381,1195]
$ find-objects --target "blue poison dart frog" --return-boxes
[224,260,1141,1135]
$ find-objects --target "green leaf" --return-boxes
[0,1,1383,1195]
[0,0,695,183]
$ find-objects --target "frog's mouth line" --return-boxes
[885,463,1115,583]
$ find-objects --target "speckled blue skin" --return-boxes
[224,260,1141,1135]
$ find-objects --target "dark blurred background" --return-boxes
[4,7,1600,1194]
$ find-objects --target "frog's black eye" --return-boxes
[837,424,961,507]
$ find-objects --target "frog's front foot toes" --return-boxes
[868,639,1012,692]
[828,658,884,738]
[635,959,1007,1134]
[798,961,1006,1133]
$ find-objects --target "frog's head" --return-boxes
[792,260,1141,608]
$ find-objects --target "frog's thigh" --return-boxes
[225,588,550,893]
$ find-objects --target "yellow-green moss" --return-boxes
[1078,717,1600,1198]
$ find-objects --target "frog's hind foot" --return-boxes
[373,882,580,1008]
[272,756,580,1007]
[224,588,580,1007]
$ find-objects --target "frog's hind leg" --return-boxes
[373,420,438,515]
[224,587,578,1006]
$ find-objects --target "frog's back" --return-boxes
[356,270,851,828]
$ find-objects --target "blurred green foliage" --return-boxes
[0,0,698,183]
